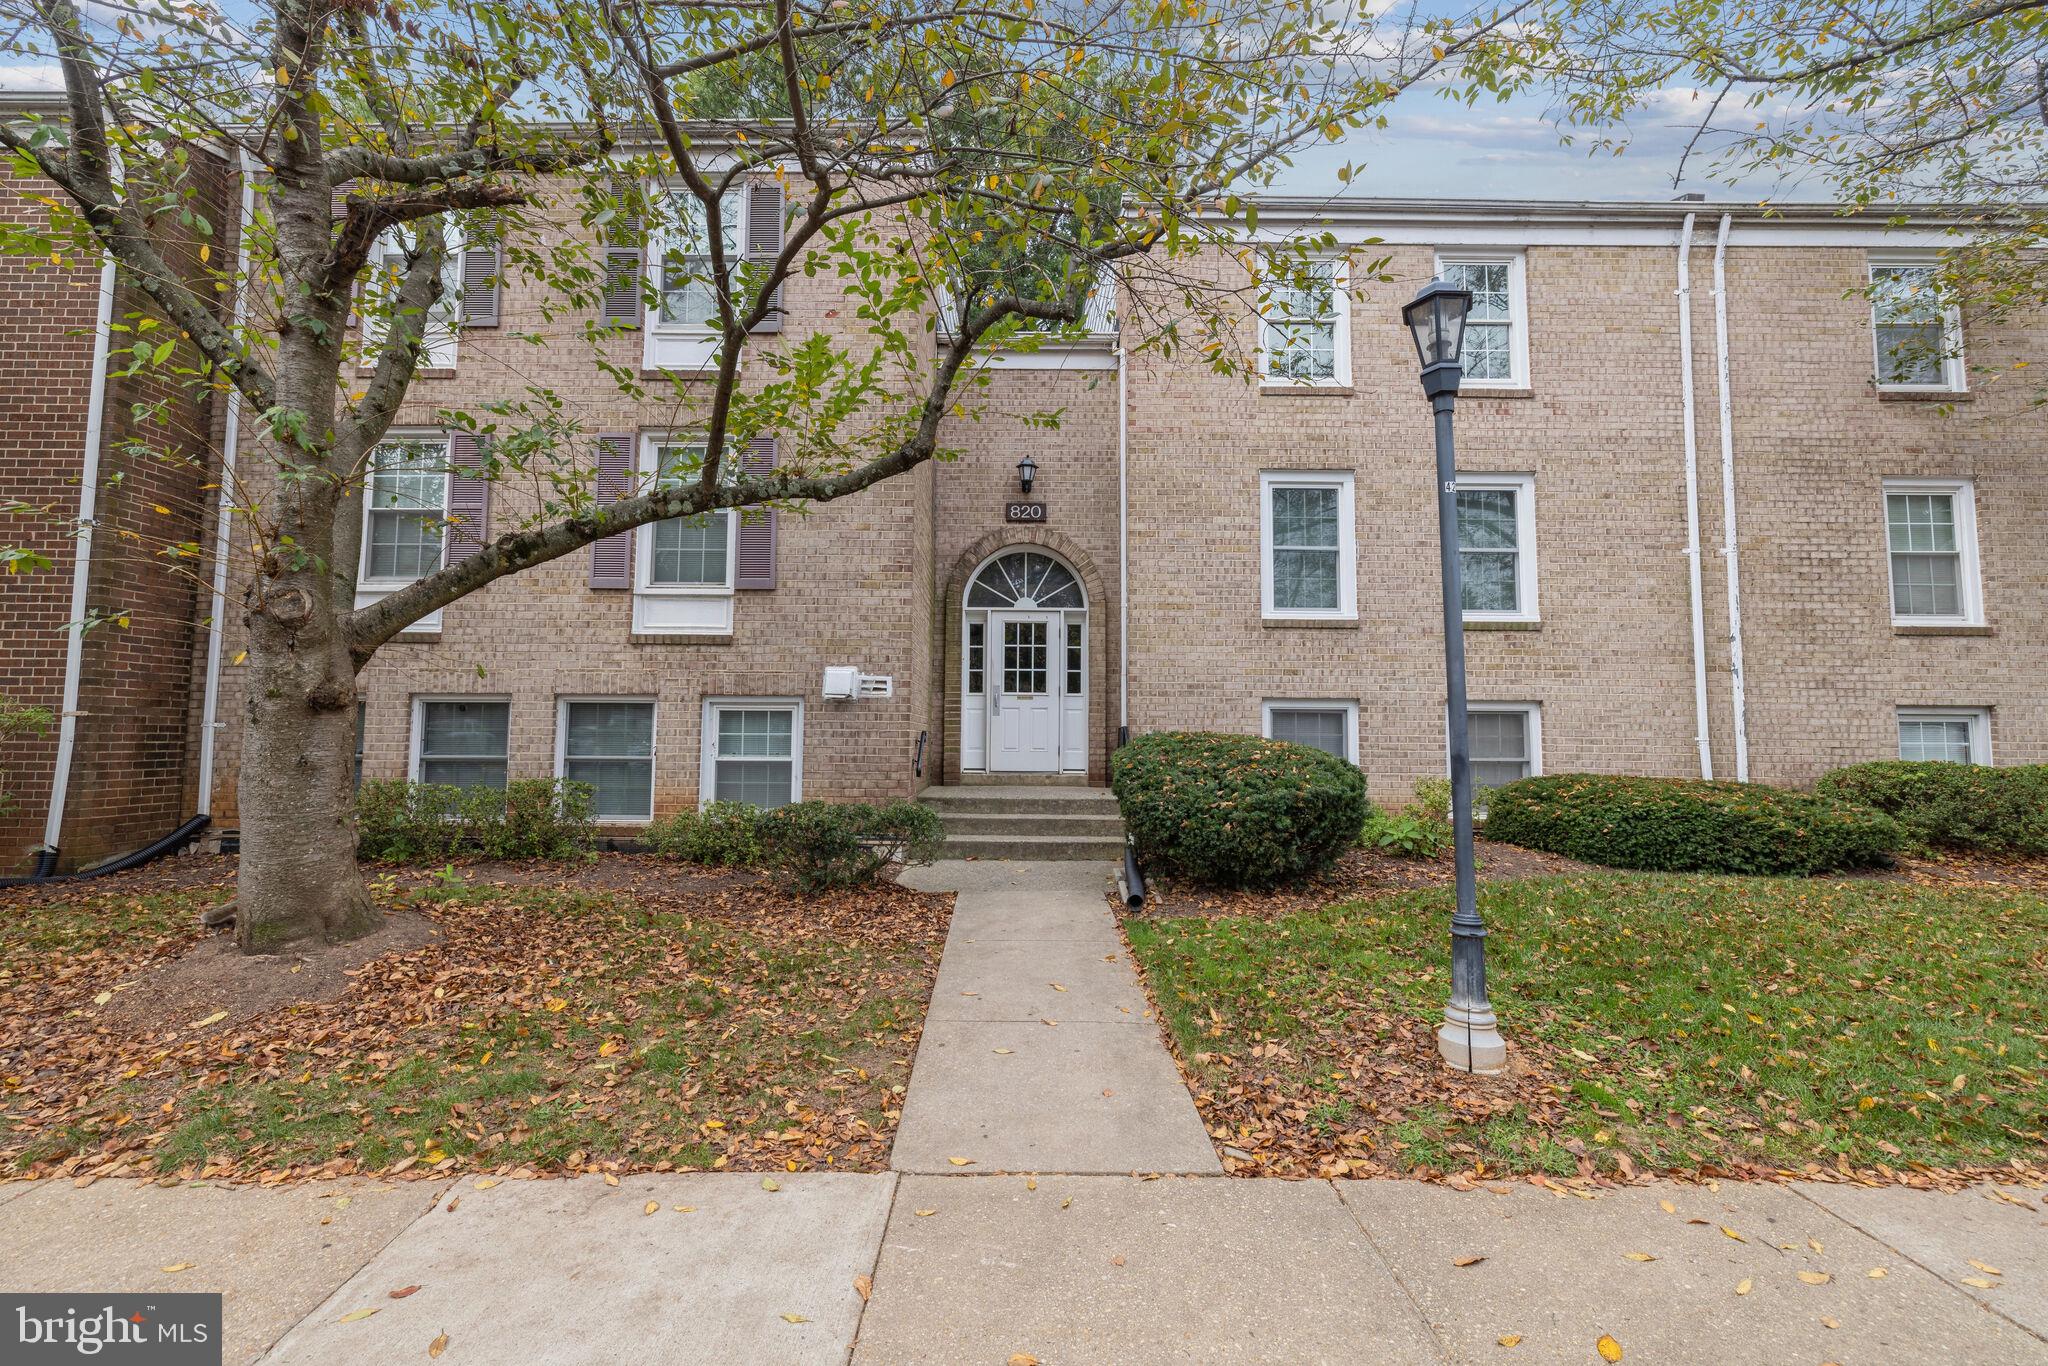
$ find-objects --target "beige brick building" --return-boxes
[16,172,2044,867]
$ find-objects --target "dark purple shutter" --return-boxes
[589,434,634,589]
[331,181,354,221]
[601,196,644,328]
[746,181,785,334]
[459,215,502,328]
[446,433,490,564]
[734,434,777,590]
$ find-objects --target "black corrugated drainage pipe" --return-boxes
[0,814,210,889]
[1121,839,1146,910]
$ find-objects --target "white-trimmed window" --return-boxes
[1263,700,1359,765]
[654,189,744,330]
[1467,703,1540,791]
[360,436,449,588]
[1883,478,1982,625]
[1456,473,1538,621]
[363,224,462,369]
[1436,253,1527,387]
[557,699,656,822]
[635,435,737,635]
[411,697,509,792]
[1259,255,1348,385]
[1870,258,1965,391]
[1897,707,1990,765]
[1260,471,1356,619]
[701,699,802,807]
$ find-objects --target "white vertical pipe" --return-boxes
[197,154,256,816]
[1711,214,1751,782]
[1116,331,1129,733]
[1675,213,1713,780]
[41,252,120,853]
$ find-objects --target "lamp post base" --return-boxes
[1436,1003,1508,1076]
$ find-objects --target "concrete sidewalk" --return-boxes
[890,860,1219,1175]
[3,1173,2043,1363]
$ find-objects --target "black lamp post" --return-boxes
[1402,278,1507,1075]
[1016,454,1038,496]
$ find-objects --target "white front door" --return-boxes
[988,611,1061,773]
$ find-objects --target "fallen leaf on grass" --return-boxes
[1452,1255,1486,1268]
[853,1275,872,1303]
[388,1286,421,1299]
[160,1263,194,1274]
[428,1332,449,1359]
[337,1308,379,1324]
[1497,1335,1522,1348]
[1735,1280,1752,1296]
[1596,1334,1623,1362]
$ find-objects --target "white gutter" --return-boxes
[1711,214,1751,781]
[41,253,120,853]
[1116,335,1129,735]
[1675,214,1713,780]
[197,156,256,816]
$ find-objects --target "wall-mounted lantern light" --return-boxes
[1016,454,1038,496]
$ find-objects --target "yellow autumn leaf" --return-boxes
[336,1308,379,1324]
[1798,1271,1831,1285]
[762,1177,781,1191]
[1624,1252,1657,1262]
[231,651,247,665]
[160,1262,195,1273]
[780,1314,810,1324]
[92,991,112,1006]
[1596,1334,1623,1362]
[1961,1277,1997,1289]
[948,1157,973,1167]
[603,1174,619,1187]
[644,1201,659,1216]
[913,1208,937,1217]
[1735,1279,1753,1296]
[544,998,568,1013]
[190,1010,227,1029]
[1720,1226,1745,1243]
[673,1205,694,1212]
[1968,1260,2003,1276]
[1452,1255,1486,1267]
[473,1177,498,1190]
[598,1040,621,1057]
[1497,1333,1523,1346]
[1658,1200,1676,1214]
[1867,1267,1887,1278]
[428,1332,449,1359]
[153,504,171,515]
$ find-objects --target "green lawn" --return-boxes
[1126,872,2048,1179]
[0,879,941,1179]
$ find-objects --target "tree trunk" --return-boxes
[233,590,377,953]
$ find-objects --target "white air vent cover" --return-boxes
[822,666,859,700]
[857,674,894,699]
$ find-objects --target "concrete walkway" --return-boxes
[890,860,1220,1175]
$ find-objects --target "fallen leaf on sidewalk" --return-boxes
[1050,983,1067,992]
[160,1263,194,1274]
[1008,1355,1040,1366]
[1040,1019,1057,1027]
[1596,1334,1623,1361]
[1961,1277,1997,1289]
[603,1174,619,1187]
[1452,1255,1486,1268]
[337,1308,379,1324]
[428,1332,449,1358]
[1967,1260,2003,1276]
[644,1201,660,1216]
[914,1209,937,1217]
[853,1275,872,1303]
[1735,1280,1752,1296]
[1821,1317,1839,1330]
[1721,1226,1745,1243]
[473,1177,498,1190]
[1497,1335,1522,1348]
[993,1048,1013,1055]
[948,1157,973,1166]
[780,1314,810,1324]
[388,1286,421,1299]
[1808,1239,1824,1253]
[1867,1268,1887,1278]
[762,1177,781,1191]
[1025,1179,1037,1191]
[1110,1255,1125,1267]
[1797,1271,1832,1286]
[1658,1200,1676,1215]
[673,1205,695,1213]
[1624,1253,1656,1262]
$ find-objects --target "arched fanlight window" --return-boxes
[966,550,1085,610]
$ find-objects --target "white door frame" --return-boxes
[987,609,1062,773]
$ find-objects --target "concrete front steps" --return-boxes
[919,784,1126,861]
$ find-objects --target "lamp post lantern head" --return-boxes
[1403,278,1473,400]
[1016,454,1038,495]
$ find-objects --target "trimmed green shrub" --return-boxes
[1482,773,1900,875]
[355,779,595,863]
[755,799,945,892]
[1362,806,1453,859]
[647,800,766,866]
[1816,761,2048,855]
[1110,731,1369,888]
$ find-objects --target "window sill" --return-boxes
[1459,386,1534,401]
[1259,383,1354,397]
[631,632,734,646]
[1262,616,1359,630]
[1893,623,1993,637]
[389,630,442,644]
[1464,619,1541,632]
[1877,387,1971,403]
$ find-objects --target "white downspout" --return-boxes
[197,155,256,816]
[1675,213,1713,780]
[1711,213,1751,782]
[1116,335,1129,736]
[41,252,120,854]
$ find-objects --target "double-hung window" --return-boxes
[1896,707,1989,765]
[558,699,656,822]
[701,699,801,807]
[1263,700,1359,764]
[412,698,509,792]
[1870,259,1964,391]
[635,436,737,635]
[657,190,744,331]
[1456,473,1537,621]
[1259,256,1347,385]
[1436,254,1527,388]
[363,224,462,370]
[1260,471,1356,620]
[1467,703,1540,792]
[360,437,449,605]
[1883,478,1982,625]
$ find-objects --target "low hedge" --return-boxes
[1815,761,2048,855]
[647,800,767,866]
[755,799,945,892]
[1111,731,1369,888]
[356,778,596,863]
[1481,773,1900,875]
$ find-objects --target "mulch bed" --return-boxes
[1126,838,1591,920]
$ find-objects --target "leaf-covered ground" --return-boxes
[0,857,948,1182]
[1126,871,2048,1186]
